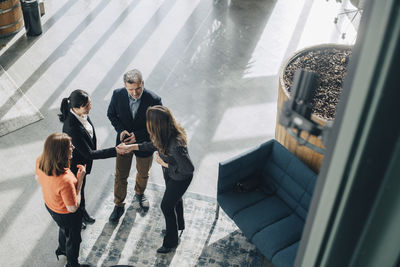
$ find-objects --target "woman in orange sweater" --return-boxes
[36,133,88,267]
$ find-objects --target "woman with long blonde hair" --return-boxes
[117,106,194,253]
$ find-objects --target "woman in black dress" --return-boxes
[117,105,194,253]
[59,89,116,228]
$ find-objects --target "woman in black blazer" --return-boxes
[59,89,116,228]
[117,105,194,253]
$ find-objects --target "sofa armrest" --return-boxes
[217,140,274,194]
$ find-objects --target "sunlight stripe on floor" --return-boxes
[128,0,201,79]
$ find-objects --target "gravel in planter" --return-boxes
[283,47,352,120]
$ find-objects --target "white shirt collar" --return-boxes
[70,108,88,121]
[70,109,93,138]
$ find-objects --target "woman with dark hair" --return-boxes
[117,105,194,253]
[35,132,88,267]
[59,89,116,228]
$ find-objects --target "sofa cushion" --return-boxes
[295,180,315,220]
[217,142,272,194]
[262,141,317,220]
[217,190,266,218]
[271,241,299,267]
[216,140,317,267]
[232,195,292,240]
[251,213,304,259]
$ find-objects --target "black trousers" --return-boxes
[161,171,192,248]
[46,205,82,266]
[77,174,87,210]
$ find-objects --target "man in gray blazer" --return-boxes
[107,69,162,222]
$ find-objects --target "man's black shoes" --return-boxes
[109,206,125,223]
[109,195,148,223]
[135,194,149,211]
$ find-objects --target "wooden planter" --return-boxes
[275,44,351,173]
[0,0,24,38]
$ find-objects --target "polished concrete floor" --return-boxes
[0,0,356,266]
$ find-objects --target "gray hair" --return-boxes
[123,69,143,84]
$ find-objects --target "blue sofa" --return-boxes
[217,139,317,267]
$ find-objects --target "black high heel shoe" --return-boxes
[55,248,66,260]
[156,245,178,253]
[82,209,95,224]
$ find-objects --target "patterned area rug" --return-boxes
[0,65,43,136]
[79,182,269,267]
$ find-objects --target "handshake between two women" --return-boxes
[115,141,136,155]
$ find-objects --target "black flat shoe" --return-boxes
[81,221,87,230]
[156,245,177,254]
[55,248,66,260]
[82,210,95,224]
[109,206,125,223]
